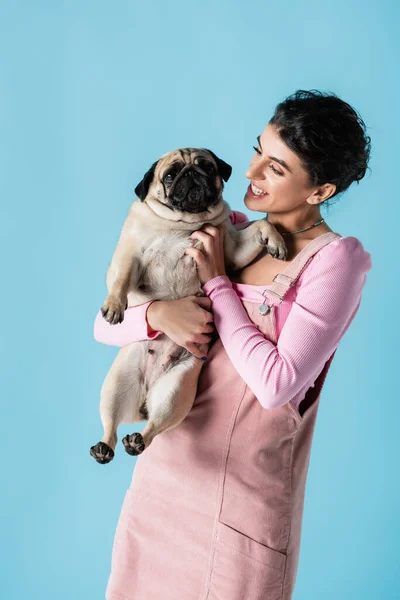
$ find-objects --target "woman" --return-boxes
[94,89,372,600]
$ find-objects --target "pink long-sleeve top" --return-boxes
[93,210,372,410]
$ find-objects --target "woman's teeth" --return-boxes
[251,183,268,196]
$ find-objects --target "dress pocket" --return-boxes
[208,520,286,600]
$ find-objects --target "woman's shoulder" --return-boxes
[319,234,372,269]
[298,234,372,286]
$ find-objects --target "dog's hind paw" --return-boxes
[90,442,115,464]
[122,432,145,456]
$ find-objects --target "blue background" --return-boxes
[1,1,398,598]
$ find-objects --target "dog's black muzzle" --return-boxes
[168,166,219,213]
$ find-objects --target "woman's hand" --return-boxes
[146,296,215,359]
[184,224,226,285]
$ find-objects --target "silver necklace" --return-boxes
[259,218,325,315]
[280,218,325,236]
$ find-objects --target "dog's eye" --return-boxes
[199,161,215,174]
[163,172,175,182]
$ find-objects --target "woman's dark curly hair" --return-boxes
[269,89,371,206]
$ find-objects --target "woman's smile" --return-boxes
[248,182,269,197]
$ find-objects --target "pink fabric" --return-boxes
[94,300,159,346]
[202,234,372,410]
[104,232,349,600]
[94,210,372,412]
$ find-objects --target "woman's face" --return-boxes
[244,123,321,214]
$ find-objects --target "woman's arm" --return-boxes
[229,209,249,225]
[201,236,372,410]
[93,209,249,346]
[93,300,162,346]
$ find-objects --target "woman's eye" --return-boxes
[269,164,283,176]
[252,146,283,176]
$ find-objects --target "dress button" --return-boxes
[259,304,271,316]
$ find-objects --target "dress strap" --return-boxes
[265,232,342,305]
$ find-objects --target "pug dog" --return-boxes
[90,148,287,464]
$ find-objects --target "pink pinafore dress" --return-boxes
[106,232,341,600]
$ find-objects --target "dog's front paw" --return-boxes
[101,295,127,325]
[90,441,115,464]
[257,221,288,260]
[122,432,145,456]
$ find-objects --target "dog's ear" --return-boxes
[203,149,232,182]
[134,160,159,201]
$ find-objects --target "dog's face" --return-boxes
[134,148,232,214]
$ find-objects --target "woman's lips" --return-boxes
[247,183,269,198]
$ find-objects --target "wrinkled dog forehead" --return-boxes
[156,148,224,177]
[134,147,232,201]
[159,147,216,166]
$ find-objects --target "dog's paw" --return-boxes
[257,222,288,260]
[90,441,115,464]
[122,432,145,456]
[101,295,126,325]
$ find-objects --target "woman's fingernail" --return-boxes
[201,356,207,361]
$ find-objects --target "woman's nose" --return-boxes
[246,163,265,180]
